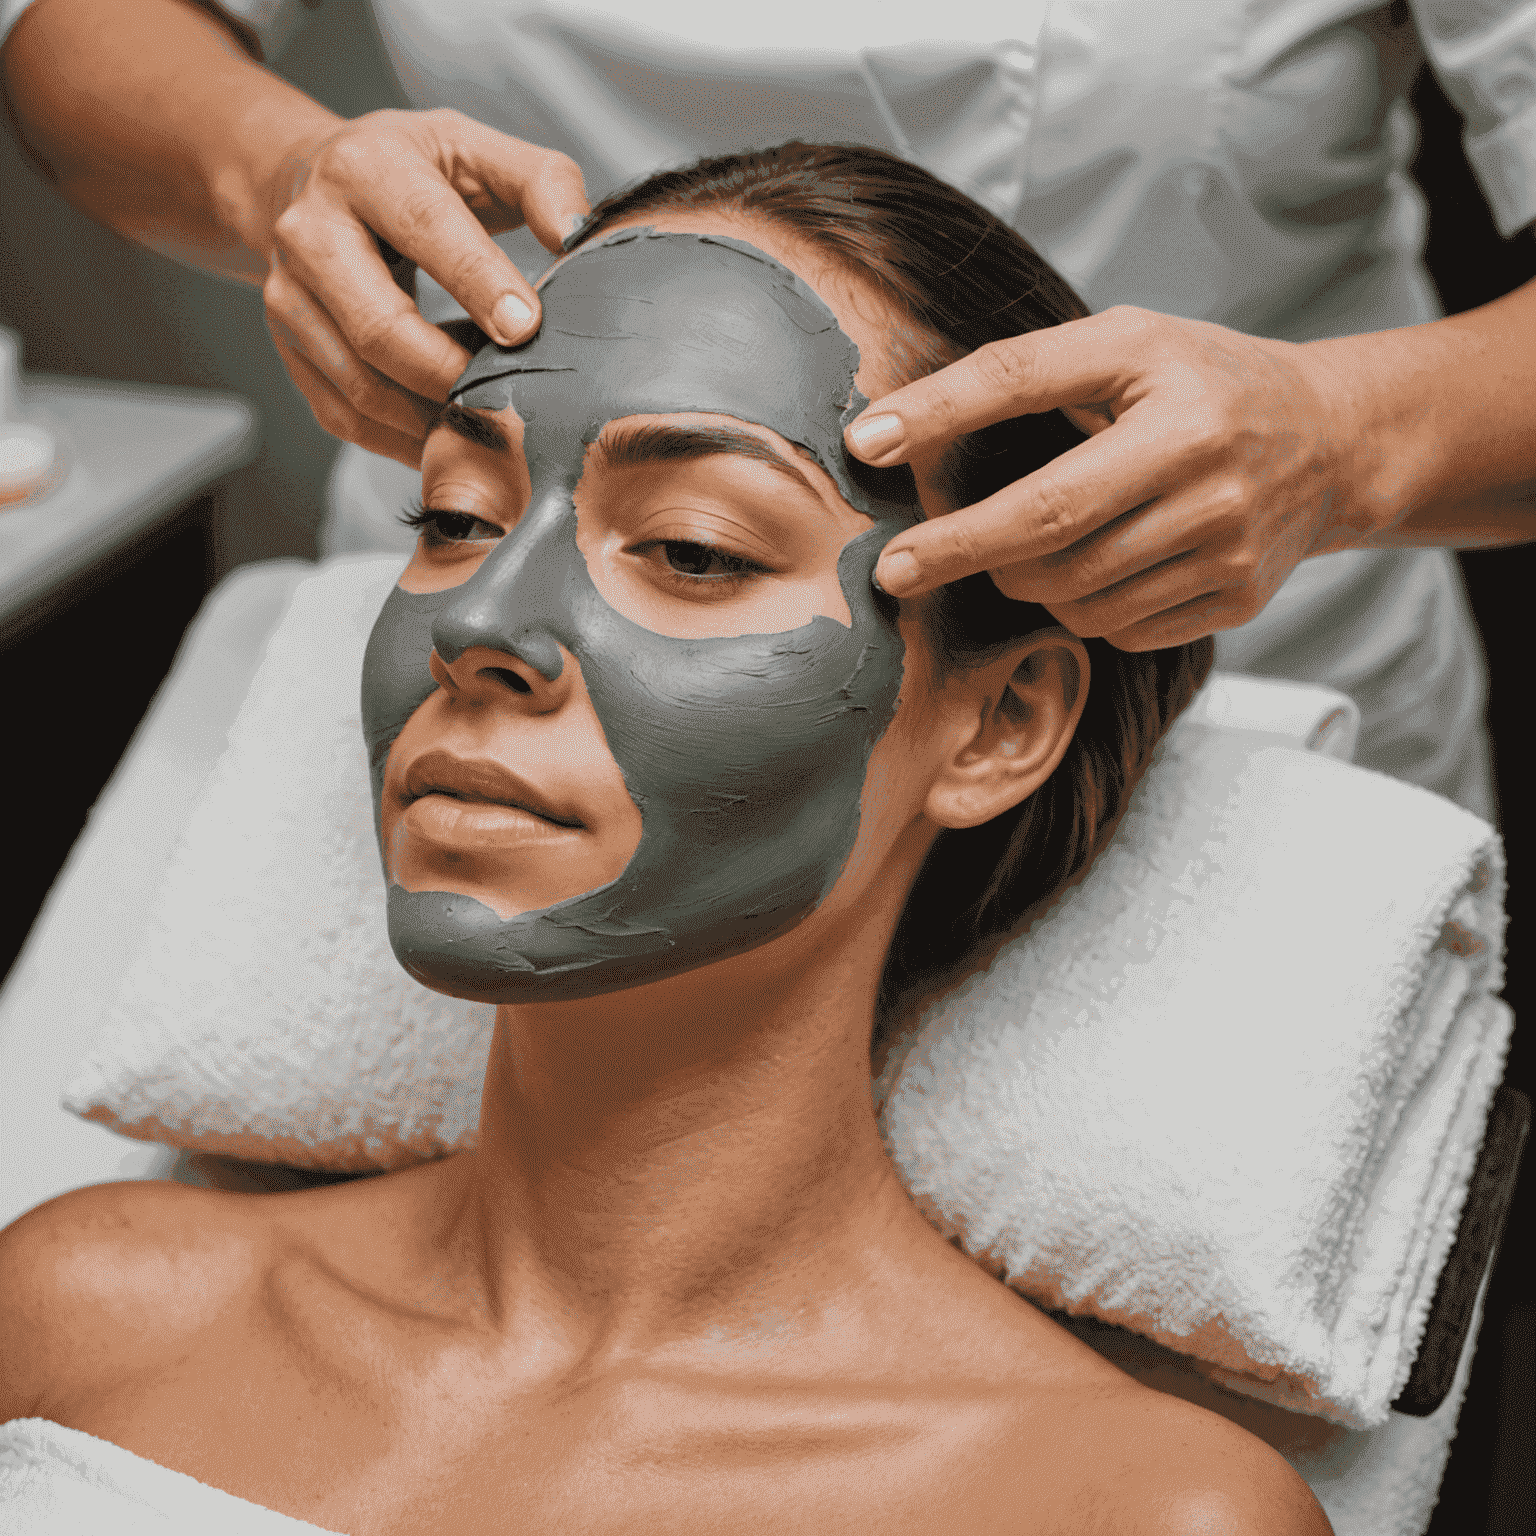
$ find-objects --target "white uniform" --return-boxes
[9,0,1530,816]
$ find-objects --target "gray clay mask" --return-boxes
[361,228,922,1003]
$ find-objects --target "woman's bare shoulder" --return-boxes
[869,1261,1330,1535]
[1098,1389,1330,1536]
[962,1379,1335,1536]
[0,1178,275,1423]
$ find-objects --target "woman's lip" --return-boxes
[402,794,582,850]
[414,787,582,828]
[402,748,583,828]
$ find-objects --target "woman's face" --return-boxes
[361,219,940,1003]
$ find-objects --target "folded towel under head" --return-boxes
[874,718,1508,1427]
[58,556,1509,1433]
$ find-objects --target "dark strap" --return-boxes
[1392,1084,1530,1416]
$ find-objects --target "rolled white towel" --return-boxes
[876,721,1507,1429]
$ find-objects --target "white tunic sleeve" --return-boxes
[1412,0,1536,234]
[203,0,318,61]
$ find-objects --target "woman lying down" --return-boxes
[0,144,1333,1535]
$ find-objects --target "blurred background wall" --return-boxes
[0,0,409,576]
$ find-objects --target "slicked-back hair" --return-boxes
[572,142,1215,1019]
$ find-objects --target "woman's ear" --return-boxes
[923,628,1090,831]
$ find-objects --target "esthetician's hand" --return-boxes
[259,110,589,468]
[846,306,1370,651]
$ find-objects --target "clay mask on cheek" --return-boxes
[361,229,922,1003]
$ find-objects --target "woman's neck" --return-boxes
[448,899,927,1366]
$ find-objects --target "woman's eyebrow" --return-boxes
[428,402,512,453]
[597,423,817,488]
[426,409,814,490]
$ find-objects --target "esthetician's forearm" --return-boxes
[1312,271,1536,550]
[0,0,342,282]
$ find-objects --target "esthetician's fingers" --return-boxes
[422,110,593,258]
[849,306,1357,643]
[271,332,428,470]
[875,417,1177,600]
[1097,587,1249,654]
[847,310,1138,473]
[264,253,438,443]
[987,473,1286,616]
[983,476,1305,643]
[263,109,588,442]
[269,210,475,405]
[1015,538,1246,647]
[338,114,591,346]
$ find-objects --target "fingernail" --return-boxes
[561,213,589,252]
[846,412,904,459]
[876,550,921,596]
[491,293,535,343]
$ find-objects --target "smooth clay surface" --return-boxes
[361,229,922,1002]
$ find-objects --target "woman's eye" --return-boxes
[650,540,768,582]
[400,504,502,547]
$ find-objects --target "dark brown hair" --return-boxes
[574,143,1214,1012]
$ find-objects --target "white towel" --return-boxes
[0,559,314,1232]
[65,559,494,1169]
[1048,1241,1494,1536]
[875,723,1508,1429]
[56,555,1508,1432]
[0,1420,344,1534]
[1179,670,1360,760]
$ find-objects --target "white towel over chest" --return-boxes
[0,1421,345,1536]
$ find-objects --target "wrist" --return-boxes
[1287,328,1440,554]
[211,92,344,273]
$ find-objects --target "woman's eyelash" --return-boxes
[397,506,765,588]
[641,539,772,583]
[399,501,500,544]
[399,499,481,530]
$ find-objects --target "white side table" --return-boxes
[0,376,256,646]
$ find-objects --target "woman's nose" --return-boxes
[430,487,572,680]
[428,644,571,709]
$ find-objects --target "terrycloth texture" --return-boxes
[1051,1238,1494,1536]
[0,1420,344,1534]
[58,556,1507,1432]
[65,558,494,1169]
[875,728,1508,1430]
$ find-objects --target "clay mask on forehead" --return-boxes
[361,228,923,1003]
